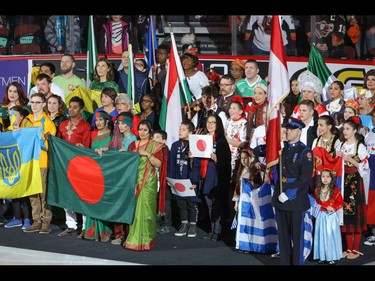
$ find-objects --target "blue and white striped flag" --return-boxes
[231,214,238,230]
[302,207,313,264]
[235,180,278,253]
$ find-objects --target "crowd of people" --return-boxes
[1,15,375,59]
[1,37,375,265]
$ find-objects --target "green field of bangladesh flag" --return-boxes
[47,136,140,224]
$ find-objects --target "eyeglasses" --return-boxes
[219,83,233,87]
[30,101,44,104]
[230,68,242,72]
[116,102,127,105]
[141,100,153,103]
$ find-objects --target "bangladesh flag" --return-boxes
[48,136,140,224]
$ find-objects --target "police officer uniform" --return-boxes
[272,117,314,265]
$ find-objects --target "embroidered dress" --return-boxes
[224,117,247,173]
[336,141,369,232]
[313,187,344,262]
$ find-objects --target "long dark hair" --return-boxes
[317,169,335,200]
[202,114,226,142]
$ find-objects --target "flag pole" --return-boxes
[150,16,157,80]
[168,22,191,113]
[279,104,283,194]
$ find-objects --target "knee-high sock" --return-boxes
[353,232,362,251]
[346,233,353,250]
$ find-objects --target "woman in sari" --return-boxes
[124,119,168,251]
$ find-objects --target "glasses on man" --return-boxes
[30,101,44,104]
[219,83,233,87]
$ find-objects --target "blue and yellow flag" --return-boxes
[0,127,43,198]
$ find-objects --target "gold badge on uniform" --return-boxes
[306,152,313,161]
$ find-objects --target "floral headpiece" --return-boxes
[231,95,244,110]
[358,88,373,99]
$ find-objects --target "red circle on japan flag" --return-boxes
[67,156,105,204]
[174,183,186,192]
[196,139,207,152]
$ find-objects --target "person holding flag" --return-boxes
[272,117,314,265]
[22,93,57,235]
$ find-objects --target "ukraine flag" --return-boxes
[0,127,43,198]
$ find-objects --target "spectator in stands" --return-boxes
[99,15,137,55]
[44,16,81,54]
[245,15,296,56]
[306,15,346,59]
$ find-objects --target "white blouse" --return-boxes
[336,141,370,177]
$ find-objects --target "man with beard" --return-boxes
[53,53,86,98]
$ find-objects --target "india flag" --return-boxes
[159,29,193,149]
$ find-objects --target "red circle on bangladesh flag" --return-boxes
[67,156,105,204]
[174,183,186,192]
[196,139,207,152]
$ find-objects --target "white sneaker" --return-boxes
[364,235,375,246]
[271,252,280,258]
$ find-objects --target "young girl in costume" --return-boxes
[313,169,344,264]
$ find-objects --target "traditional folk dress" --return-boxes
[124,140,167,251]
[224,117,247,174]
[336,141,369,233]
[313,187,344,262]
